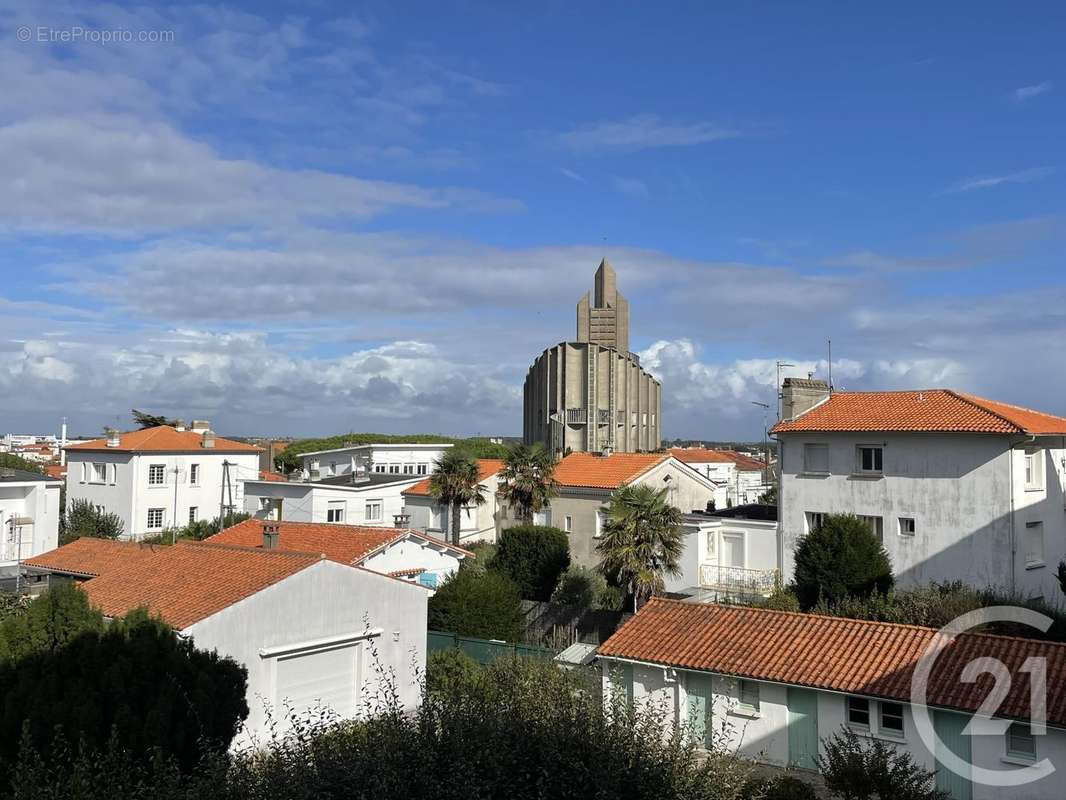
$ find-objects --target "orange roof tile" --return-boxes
[259,470,288,482]
[25,538,164,578]
[403,458,505,496]
[44,464,66,479]
[66,426,261,454]
[599,599,1066,725]
[82,540,320,629]
[553,452,668,489]
[770,389,1066,435]
[668,448,765,471]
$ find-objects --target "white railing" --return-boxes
[698,564,776,595]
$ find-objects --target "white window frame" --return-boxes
[858,514,884,544]
[417,463,428,475]
[855,444,884,475]
[1025,521,1045,568]
[189,463,200,486]
[388,464,400,474]
[1024,448,1045,491]
[91,462,107,484]
[805,511,826,534]
[188,506,198,523]
[326,501,346,524]
[879,701,905,737]
[1007,722,1036,760]
[148,463,166,486]
[898,517,916,537]
[564,515,573,533]
[803,443,829,474]
[847,696,870,729]
[738,680,760,713]
[594,511,607,539]
[146,508,165,530]
[365,499,384,523]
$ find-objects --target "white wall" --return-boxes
[0,480,60,564]
[244,478,420,527]
[185,560,427,747]
[303,445,452,479]
[637,459,718,516]
[667,517,779,596]
[402,474,501,545]
[363,535,463,587]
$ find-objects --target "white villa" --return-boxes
[297,443,453,481]
[0,467,61,574]
[245,472,422,527]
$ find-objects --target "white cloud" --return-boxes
[1015,81,1053,102]
[944,166,1054,194]
[555,115,739,154]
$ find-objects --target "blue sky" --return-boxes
[0,1,1063,440]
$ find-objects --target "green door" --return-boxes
[686,673,714,749]
[933,711,973,800]
[786,687,819,770]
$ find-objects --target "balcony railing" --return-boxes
[698,564,776,595]
[565,408,586,424]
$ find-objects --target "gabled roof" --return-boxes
[403,458,505,496]
[771,389,1066,435]
[553,452,668,490]
[599,599,1066,726]
[668,448,765,471]
[65,426,261,454]
[82,540,320,629]
[25,538,164,578]
[0,467,61,484]
[208,518,473,564]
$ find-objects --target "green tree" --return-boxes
[551,564,622,610]
[793,514,894,610]
[131,410,182,429]
[0,453,44,475]
[596,484,684,611]
[425,648,482,698]
[497,443,558,523]
[0,583,104,663]
[758,484,778,504]
[428,568,524,641]
[491,525,570,600]
[60,498,124,544]
[820,728,948,800]
[428,450,486,546]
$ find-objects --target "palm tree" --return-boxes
[498,443,559,523]
[596,483,684,611]
[429,450,486,546]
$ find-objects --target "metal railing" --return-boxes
[565,408,586,424]
[698,564,776,595]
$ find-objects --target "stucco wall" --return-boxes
[244,479,419,527]
[0,481,60,564]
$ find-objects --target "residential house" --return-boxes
[64,423,261,540]
[209,518,472,590]
[244,472,422,526]
[771,379,1066,598]
[298,443,453,481]
[669,447,770,506]
[599,599,1066,800]
[25,537,163,580]
[32,537,428,747]
[402,458,505,545]
[0,467,61,574]
[666,504,779,602]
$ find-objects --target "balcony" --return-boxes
[565,408,586,424]
[698,564,777,596]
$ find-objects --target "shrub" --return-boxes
[491,525,570,600]
[743,774,818,800]
[60,498,124,544]
[820,727,947,800]
[765,574,801,613]
[428,568,524,641]
[425,648,482,697]
[793,514,893,610]
[0,582,104,663]
[461,541,497,575]
[551,564,624,611]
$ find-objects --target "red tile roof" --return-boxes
[66,426,261,454]
[553,452,668,489]
[669,448,765,471]
[403,458,505,496]
[259,470,288,482]
[44,464,66,479]
[599,599,1066,725]
[771,389,1066,435]
[25,538,164,578]
[208,518,473,563]
[82,540,320,629]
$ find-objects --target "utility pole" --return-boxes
[218,460,234,532]
[172,465,181,544]
[751,401,771,487]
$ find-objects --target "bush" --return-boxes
[428,568,524,641]
[743,774,818,800]
[551,564,622,610]
[764,574,801,613]
[820,727,947,800]
[793,514,893,610]
[0,582,104,663]
[425,648,482,697]
[491,525,570,600]
[461,541,497,576]
[60,498,124,544]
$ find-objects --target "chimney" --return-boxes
[191,420,211,433]
[104,427,121,448]
[262,522,280,550]
[174,419,186,432]
[780,377,831,422]
[202,430,216,449]
[60,420,67,467]
[393,513,411,528]
[600,445,613,458]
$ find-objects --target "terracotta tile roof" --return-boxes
[402,458,505,496]
[599,599,1066,725]
[65,426,261,454]
[82,540,320,629]
[669,448,765,471]
[771,389,1066,435]
[553,452,668,489]
[258,470,288,482]
[208,518,473,564]
[44,464,66,479]
[25,538,164,578]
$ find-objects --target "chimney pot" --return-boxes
[104,427,121,448]
[262,522,280,550]
[202,430,216,449]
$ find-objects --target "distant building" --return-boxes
[523,259,662,455]
[402,458,506,545]
[244,471,422,527]
[0,467,61,573]
[668,447,771,505]
[298,443,453,481]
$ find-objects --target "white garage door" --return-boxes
[275,644,360,719]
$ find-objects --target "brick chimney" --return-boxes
[780,378,831,422]
[262,522,280,550]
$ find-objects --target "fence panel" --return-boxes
[427,630,555,665]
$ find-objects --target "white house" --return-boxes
[244,472,422,527]
[31,537,430,747]
[666,504,779,602]
[209,518,472,590]
[0,467,61,574]
[64,423,261,540]
[772,380,1066,599]
[402,458,505,545]
[298,443,453,481]
[599,599,1066,800]
[669,448,770,506]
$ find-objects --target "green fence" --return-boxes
[427,630,556,664]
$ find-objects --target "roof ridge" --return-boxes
[944,390,1025,434]
[184,540,322,560]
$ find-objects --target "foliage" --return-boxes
[792,514,893,610]
[428,568,524,642]
[819,727,947,800]
[491,525,570,601]
[0,605,248,775]
[764,573,801,613]
[60,498,124,545]
[551,564,622,610]
[743,774,818,800]
[425,648,482,698]
[1058,560,1066,599]
[0,593,30,626]
[274,433,509,474]
[428,450,486,546]
[597,484,684,610]
[497,443,558,522]
[460,541,496,575]
[131,409,182,429]
[0,582,104,664]
[757,484,778,505]
[0,453,44,475]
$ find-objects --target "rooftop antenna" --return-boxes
[827,338,833,392]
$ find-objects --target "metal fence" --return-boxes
[519,600,630,648]
[427,631,556,664]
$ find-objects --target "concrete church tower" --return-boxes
[576,259,630,353]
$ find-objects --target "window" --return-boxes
[108,464,117,484]
[738,680,760,712]
[373,464,386,474]
[856,445,884,475]
[880,702,904,735]
[402,464,414,475]
[147,508,164,530]
[1025,521,1045,567]
[80,463,87,483]
[705,530,716,557]
[417,463,428,475]
[260,497,273,510]
[1007,722,1036,759]
[847,696,870,728]
[806,511,826,533]
[148,464,165,485]
[188,506,198,523]
[189,463,200,485]
[388,464,400,474]
[365,500,384,523]
[642,412,648,425]
[858,515,884,543]
[327,501,345,523]
[803,443,829,473]
[594,511,606,539]
[564,515,573,532]
[91,462,107,483]
[1024,448,1045,491]
[898,517,916,537]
